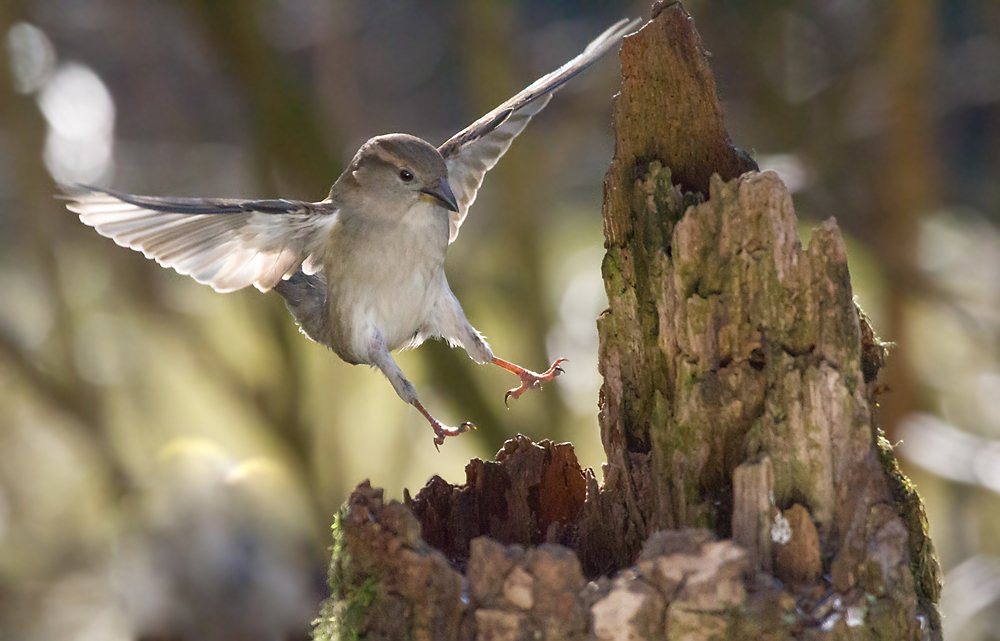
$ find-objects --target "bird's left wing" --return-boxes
[64,187,337,293]
[437,18,639,243]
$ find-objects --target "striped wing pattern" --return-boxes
[65,188,337,293]
[63,19,638,290]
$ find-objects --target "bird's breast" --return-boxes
[323,201,449,360]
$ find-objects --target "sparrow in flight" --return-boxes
[64,19,639,447]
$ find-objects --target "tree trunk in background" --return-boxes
[879,0,939,445]
[314,4,942,640]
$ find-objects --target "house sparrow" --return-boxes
[64,18,638,447]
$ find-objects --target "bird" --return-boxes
[63,18,639,448]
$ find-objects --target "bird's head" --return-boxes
[344,134,458,214]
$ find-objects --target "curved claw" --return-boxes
[432,421,475,451]
[414,399,474,451]
[502,358,569,407]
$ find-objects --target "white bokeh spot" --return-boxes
[37,62,116,184]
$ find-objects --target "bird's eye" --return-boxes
[399,169,414,182]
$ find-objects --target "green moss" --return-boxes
[867,596,908,641]
[685,295,712,340]
[651,386,692,457]
[639,162,701,252]
[313,577,378,641]
[651,389,670,431]
[312,507,380,641]
[651,369,707,527]
[329,506,348,586]
[873,433,943,637]
[744,417,766,457]
[602,249,627,299]
[842,369,860,396]
[875,434,942,609]
[775,458,811,509]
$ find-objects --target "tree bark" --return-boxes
[314,4,942,640]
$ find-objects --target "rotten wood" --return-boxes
[731,457,775,574]
[773,504,822,587]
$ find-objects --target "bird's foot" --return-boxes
[431,421,475,451]
[413,400,475,451]
[492,357,568,407]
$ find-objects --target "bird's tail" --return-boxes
[274,271,329,345]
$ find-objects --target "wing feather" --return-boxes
[64,187,338,293]
[438,18,639,242]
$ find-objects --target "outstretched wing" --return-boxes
[438,18,639,243]
[64,187,337,293]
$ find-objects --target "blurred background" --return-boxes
[0,0,997,639]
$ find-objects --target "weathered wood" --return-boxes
[406,436,587,561]
[773,504,822,587]
[731,457,775,573]
[315,4,942,639]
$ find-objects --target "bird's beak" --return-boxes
[420,178,459,212]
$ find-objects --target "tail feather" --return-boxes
[274,271,328,345]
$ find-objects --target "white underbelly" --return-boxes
[323,202,448,361]
[343,265,439,351]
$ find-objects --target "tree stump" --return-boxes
[313,4,942,640]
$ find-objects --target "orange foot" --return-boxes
[492,357,568,407]
[413,400,475,450]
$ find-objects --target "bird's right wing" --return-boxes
[438,18,639,243]
[64,187,338,293]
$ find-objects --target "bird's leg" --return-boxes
[491,357,568,407]
[366,331,473,449]
[426,283,567,407]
